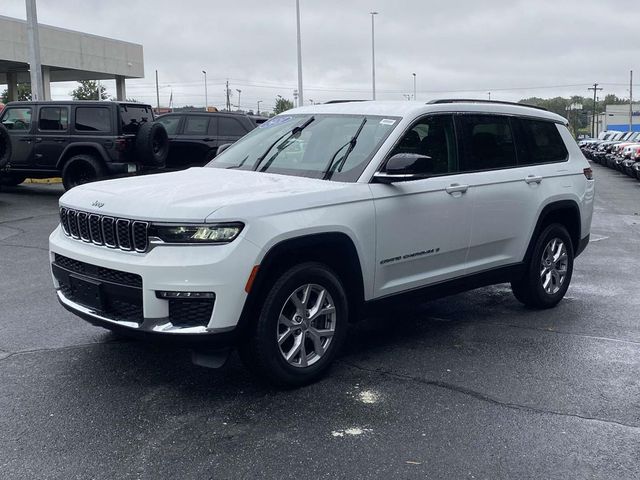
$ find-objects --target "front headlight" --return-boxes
[149,223,244,244]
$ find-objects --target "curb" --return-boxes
[24,178,62,184]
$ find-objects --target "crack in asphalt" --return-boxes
[428,317,640,347]
[0,340,124,364]
[341,360,640,431]
[0,212,58,226]
[0,243,49,252]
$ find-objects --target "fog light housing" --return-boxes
[156,291,215,299]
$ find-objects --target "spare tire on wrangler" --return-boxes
[135,121,168,167]
[0,124,12,169]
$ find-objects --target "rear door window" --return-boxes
[516,119,568,165]
[75,107,110,132]
[38,107,69,131]
[156,115,182,135]
[1,107,32,131]
[184,116,209,135]
[219,117,248,137]
[457,114,517,171]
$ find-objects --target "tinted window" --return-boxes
[39,107,68,131]
[390,114,457,174]
[184,116,209,135]
[75,107,110,132]
[1,107,32,131]
[120,104,152,134]
[219,117,248,137]
[518,119,568,164]
[157,115,181,135]
[458,115,517,171]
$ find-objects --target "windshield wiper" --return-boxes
[322,118,367,180]
[252,116,315,172]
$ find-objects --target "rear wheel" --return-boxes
[62,154,106,190]
[511,224,574,309]
[238,262,348,387]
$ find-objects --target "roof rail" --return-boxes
[427,98,548,112]
[324,99,369,104]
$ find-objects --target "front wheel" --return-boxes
[511,224,574,309]
[239,262,348,387]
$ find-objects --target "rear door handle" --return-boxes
[445,183,469,195]
[19,138,33,143]
[525,175,543,184]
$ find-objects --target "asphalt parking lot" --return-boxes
[0,163,639,480]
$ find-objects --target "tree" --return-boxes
[1,83,32,103]
[274,97,294,114]
[70,80,109,101]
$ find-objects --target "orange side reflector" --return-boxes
[245,265,260,293]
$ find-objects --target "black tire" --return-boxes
[511,224,574,309]
[238,262,349,387]
[135,122,168,167]
[0,174,27,186]
[61,154,106,190]
[0,124,11,169]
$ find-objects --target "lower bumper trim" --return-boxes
[57,290,237,346]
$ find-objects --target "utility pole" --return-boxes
[370,12,378,100]
[257,100,262,115]
[588,83,603,138]
[202,70,208,111]
[155,70,160,111]
[25,0,44,101]
[226,80,231,111]
[412,73,416,100]
[236,89,242,111]
[629,70,633,133]
[295,0,304,107]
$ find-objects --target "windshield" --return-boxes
[207,114,399,181]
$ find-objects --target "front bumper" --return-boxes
[49,226,260,340]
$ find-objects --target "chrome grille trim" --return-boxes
[59,208,149,253]
[116,219,132,251]
[89,214,103,245]
[77,212,91,242]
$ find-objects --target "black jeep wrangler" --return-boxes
[0,101,168,190]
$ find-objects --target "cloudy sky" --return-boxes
[1,0,638,112]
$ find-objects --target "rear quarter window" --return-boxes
[518,119,568,165]
[120,104,153,134]
[75,107,111,132]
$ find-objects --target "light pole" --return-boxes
[257,100,262,115]
[202,70,208,111]
[296,0,304,107]
[370,11,378,100]
[412,73,416,100]
[236,89,242,111]
[25,0,44,101]
[487,92,491,100]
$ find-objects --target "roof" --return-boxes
[6,100,152,107]
[289,100,567,123]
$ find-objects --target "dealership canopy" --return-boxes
[0,15,144,101]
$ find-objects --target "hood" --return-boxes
[59,167,352,222]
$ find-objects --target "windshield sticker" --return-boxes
[379,119,396,125]
[259,115,295,128]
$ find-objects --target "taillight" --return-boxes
[583,167,594,180]
[115,137,127,152]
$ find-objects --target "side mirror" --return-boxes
[217,143,234,155]
[372,153,432,184]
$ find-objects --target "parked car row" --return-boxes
[0,101,262,190]
[579,131,640,180]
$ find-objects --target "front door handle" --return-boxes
[445,183,469,195]
[525,175,543,184]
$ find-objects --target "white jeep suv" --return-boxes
[49,100,595,386]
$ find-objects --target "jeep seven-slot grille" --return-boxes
[59,207,149,252]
